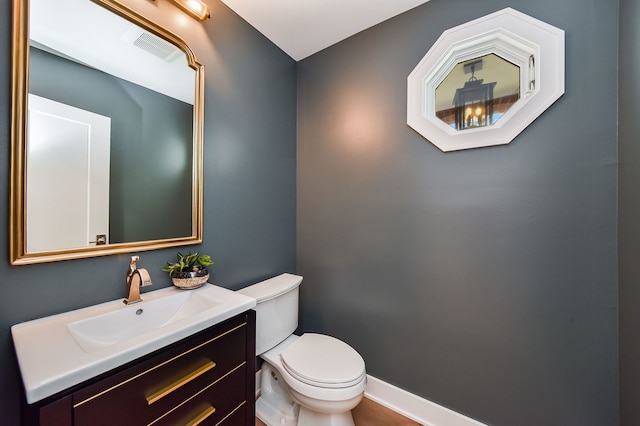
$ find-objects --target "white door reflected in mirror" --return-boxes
[27,94,110,252]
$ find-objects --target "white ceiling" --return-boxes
[220,0,432,61]
[31,0,195,104]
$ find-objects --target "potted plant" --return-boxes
[162,252,213,289]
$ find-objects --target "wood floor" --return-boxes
[255,397,421,425]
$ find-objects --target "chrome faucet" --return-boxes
[124,256,152,305]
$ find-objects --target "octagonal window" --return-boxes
[407,8,564,152]
[435,54,520,131]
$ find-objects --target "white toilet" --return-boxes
[238,273,367,426]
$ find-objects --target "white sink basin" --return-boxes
[12,284,256,404]
[67,291,222,352]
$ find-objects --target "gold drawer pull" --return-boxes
[186,405,216,426]
[146,361,216,405]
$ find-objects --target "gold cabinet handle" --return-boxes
[186,405,216,426]
[146,361,216,405]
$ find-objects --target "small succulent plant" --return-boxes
[162,252,213,275]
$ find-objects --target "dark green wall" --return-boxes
[0,1,297,424]
[29,47,193,242]
[618,0,639,424]
[296,1,618,425]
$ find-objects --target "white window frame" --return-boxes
[407,8,565,152]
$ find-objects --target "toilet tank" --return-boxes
[237,273,302,355]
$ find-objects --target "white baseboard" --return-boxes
[365,375,487,426]
[255,370,486,426]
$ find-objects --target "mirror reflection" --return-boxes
[435,54,520,131]
[10,0,204,264]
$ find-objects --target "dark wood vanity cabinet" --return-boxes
[24,311,256,426]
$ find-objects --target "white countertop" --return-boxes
[12,284,256,404]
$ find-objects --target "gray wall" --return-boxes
[0,1,296,424]
[618,0,639,424]
[30,47,193,242]
[296,1,619,425]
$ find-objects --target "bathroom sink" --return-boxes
[12,284,256,404]
[67,291,222,352]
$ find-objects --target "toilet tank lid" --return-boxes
[237,273,302,303]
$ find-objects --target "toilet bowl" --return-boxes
[238,274,366,426]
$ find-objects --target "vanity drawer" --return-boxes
[149,365,247,426]
[72,318,248,425]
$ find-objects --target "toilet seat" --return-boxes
[280,333,366,389]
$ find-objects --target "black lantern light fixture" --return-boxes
[453,59,497,130]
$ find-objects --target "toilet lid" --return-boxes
[280,334,366,388]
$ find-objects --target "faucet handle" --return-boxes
[128,255,140,274]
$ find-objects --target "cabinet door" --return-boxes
[35,395,72,426]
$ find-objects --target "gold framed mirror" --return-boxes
[10,0,204,265]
